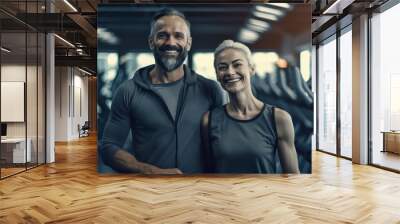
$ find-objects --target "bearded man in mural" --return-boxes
[100,8,224,174]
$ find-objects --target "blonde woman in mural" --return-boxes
[201,40,300,173]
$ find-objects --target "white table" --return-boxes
[1,138,31,163]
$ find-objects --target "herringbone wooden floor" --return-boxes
[1,135,400,224]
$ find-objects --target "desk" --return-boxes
[1,138,31,163]
[382,131,400,154]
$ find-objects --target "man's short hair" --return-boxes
[149,8,191,38]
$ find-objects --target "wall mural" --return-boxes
[97,3,312,174]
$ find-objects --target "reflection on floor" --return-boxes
[0,163,42,178]
[0,167,25,177]
[341,147,352,159]
[373,150,400,171]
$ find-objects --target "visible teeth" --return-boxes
[165,50,177,53]
[225,78,241,83]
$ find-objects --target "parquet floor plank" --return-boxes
[1,135,400,223]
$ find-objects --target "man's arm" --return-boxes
[112,150,182,174]
[100,82,181,174]
[274,108,300,174]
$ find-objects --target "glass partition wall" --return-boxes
[316,26,353,159]
[317,35,337,155]
[316,0,400,172]
[0,30,27,177]
[339,27,352,159]
[0,1,46,179]
[370,2,400,171]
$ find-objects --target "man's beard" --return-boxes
[153,45,188,72]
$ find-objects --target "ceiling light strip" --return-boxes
[267,3,291,9]
[54,34,75,48]
[78,67,93,76]
[1,47,11,53]
[63,0,78,12]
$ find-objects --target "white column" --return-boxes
[46,33,55,163]
[45,1,55,163]
[352,14,369,164]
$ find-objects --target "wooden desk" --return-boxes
[1,138,31,163]
[382,131,400,154]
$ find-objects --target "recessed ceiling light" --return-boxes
[247,24,269,32]
[248,18,269,28]
[255,6,283,16]
[239,29,259,43]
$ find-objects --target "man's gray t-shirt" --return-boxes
[152,78,184,120]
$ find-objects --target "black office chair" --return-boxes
[78,121,90,138]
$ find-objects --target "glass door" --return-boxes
[339,26,352,159]
[317,35,337,155]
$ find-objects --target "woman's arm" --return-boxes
[274,108,300,174]
[201,111,214,172]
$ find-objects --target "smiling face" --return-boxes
[149,15,192,72]
[215,48,254,93]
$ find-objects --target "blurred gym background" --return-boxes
[97,3,312,173]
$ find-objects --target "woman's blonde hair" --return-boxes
[214,39,255,70]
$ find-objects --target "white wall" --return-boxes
[70,72,89,139]
[1,63,46,163]
[1,65,26,140]
[1,64,26,82]
[1,65,37,138]
[55,66,89,141]
[55,66,69,141]
[74,70,89,138]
